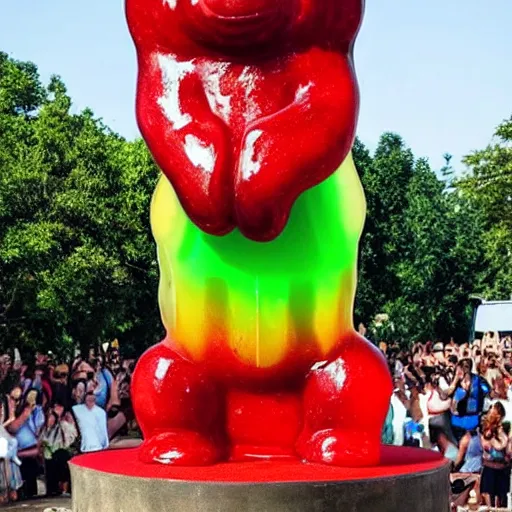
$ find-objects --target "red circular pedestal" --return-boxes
[72,445,445,483]
[70,446,450,512]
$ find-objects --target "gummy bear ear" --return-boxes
[328,0,365,52]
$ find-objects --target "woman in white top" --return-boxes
[40,407,78,496]
[426,371,457,454]
[0,389,23,504]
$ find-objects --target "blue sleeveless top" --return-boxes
[460,433,483,473]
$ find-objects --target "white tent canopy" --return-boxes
[474,301,512,333]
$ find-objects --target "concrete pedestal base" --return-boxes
[70,446,450,512]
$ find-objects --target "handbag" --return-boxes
[427,390,451,414]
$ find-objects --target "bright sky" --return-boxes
[1,0,510,172]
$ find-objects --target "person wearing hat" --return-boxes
[433,342,445,365]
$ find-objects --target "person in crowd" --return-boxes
[482,332,500,354]
[441,358,490,442]
[71,358,94,385]
[460,344,472,360]
[20,366,35,396]
[0,355,18,396]
[403,386,428,448]
[425,370,456,450]
[411,343,424,366]
[72,392,109,454]
[40,405,78,497]
[450,429,483,506]
[432,343,445,366]
[444,342,457,360]
[7,389,45,499]
[105,378,127,439]
[501,335,512,349]
[422,342,437,367]
[449,425,484,507]
[390,378,409,447]
[488,377,512,424]
[51,364,71,411]
[71,379,86,406]
[382,404,395,445]
[71,358,96,405]
[403,354,425,391]
[388,349,403,380]
[444,355,457,380]
[483,351,503,387]
[454,427,483,473]
[108,349,122,376]
[480,402,510,508]
[91,358,113,410]
[0,387,23,503]
[471,343,481,365]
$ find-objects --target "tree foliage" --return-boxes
[457,117,512,299]
[354,132,488,345]
[0,52,162,358]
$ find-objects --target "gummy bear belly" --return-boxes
[168,270,355,385]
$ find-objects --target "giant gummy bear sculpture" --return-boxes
[126,0,393,467]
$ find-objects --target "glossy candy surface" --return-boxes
[126,0,393,467]
[126,0,362,241]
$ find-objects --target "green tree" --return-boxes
[385,158,448,342]
[355,133,415,328]
[458,116,512,299]
[0,53,162,358]
[354,135,484,344]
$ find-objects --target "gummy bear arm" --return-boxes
[136,55,235,235]
[234,50,358,241]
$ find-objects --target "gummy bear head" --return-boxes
[127,0,363,57]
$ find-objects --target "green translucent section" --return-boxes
[174,153,363,274]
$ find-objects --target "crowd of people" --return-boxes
[381,332,512,509]
[2,332,512,508]
[0,345,136,504]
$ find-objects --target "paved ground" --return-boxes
[4,497,71,511]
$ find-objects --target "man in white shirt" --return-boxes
[72,392,109,453]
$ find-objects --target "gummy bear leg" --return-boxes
[297,332,392,467]
[132,341,226,465]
